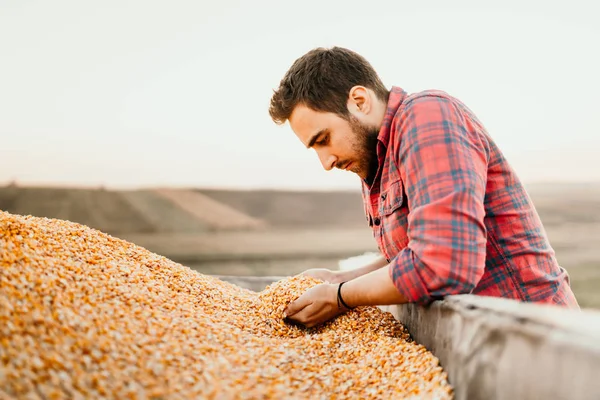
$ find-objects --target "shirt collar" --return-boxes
[377,86,408,148]
[362,86,407,189]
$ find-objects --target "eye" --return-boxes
[315,134,329,146]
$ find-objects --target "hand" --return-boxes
[300,268,345,284]
[284,283,350,328]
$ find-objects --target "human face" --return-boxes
[289,105,380,181]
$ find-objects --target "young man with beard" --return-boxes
[269,47,579,328]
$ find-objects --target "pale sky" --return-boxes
[1,0,599,190]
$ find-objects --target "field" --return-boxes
[1,183,599,309]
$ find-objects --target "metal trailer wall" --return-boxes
[215,275,600,400]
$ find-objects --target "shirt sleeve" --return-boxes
[389,94,489,304]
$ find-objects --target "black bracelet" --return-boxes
[337,282,354,310]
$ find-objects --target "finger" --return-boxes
[299,271,318,281]
[304,304,342,328]
[287,303,320,327]
[284,295,313,318]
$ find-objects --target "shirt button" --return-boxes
[374,217,381,226]
[381,193,387,200]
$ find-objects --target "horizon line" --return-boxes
[3,179,600,193]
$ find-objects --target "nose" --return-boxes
[317,149,337,171]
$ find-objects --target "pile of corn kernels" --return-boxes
[0,211,453,399]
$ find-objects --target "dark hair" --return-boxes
[268,47,389,125]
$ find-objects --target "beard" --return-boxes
[344,115,380,182]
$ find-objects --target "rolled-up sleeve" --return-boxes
[389,95,489,304]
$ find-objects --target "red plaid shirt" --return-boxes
[362,87,579,308]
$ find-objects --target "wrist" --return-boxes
[327,283,340,307]
[336,282,355,310]
[329,270,347,284]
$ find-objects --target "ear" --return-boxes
[347,86,372,115]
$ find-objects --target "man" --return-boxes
[268,47,579,328]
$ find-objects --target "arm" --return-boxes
[300,254,388,284]
[339,254,389,281]
[340,263,408,306]
[387,95,489,304]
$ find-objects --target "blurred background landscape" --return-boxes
[2,182,599,309]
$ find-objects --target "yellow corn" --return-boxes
[0,211,453,399]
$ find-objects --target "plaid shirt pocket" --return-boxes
[378,180,410,259]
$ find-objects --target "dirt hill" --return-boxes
[197,188,366,228]
[0,186,367,234]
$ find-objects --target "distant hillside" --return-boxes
[156,189,267,230]
[197,189,366,228]
[3,183,600,235]
[0,186,155,234]
[0,186,366,234]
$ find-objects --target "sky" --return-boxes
[1,0,599,191]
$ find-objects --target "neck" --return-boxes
[372,95,389,130]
